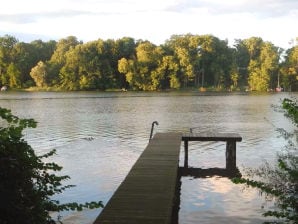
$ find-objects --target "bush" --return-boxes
[232,98,298,223]
[0,107,103,224]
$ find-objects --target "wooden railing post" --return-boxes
[226,140,236,170]
[184,140,188,168]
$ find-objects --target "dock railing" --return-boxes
[182,132,242,170]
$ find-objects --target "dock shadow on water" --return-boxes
[171,167,242,224]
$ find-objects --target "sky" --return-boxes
[0,0,297,49]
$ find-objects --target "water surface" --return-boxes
[0,91,296,223]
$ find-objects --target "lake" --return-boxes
[0,91,296,224]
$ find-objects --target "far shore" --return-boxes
[1,85,292,94]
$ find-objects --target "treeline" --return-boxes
[0,34,297,91]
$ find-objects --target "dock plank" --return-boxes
[93,132,182,224]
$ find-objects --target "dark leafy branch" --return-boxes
[232,98,298,223]
[0,107,103,224]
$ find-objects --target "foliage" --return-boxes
[0,34,297,91]
[240,38,280,91]
[232,98,298,223]
[0,107,103,224]
[7,63,21,88]
[30,61,48,87]
[282,98,298,125]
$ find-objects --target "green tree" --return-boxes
[248,59,269,91]
[10,42,32,86]
[118,57,136,89]
[58,39,117,91]
[94,39,116,89]
[207,37,234,89]
[244,37,267,91]
[230,64,240,90]
[260,42,280,90]
[30,61,48,88]
[165,34,235,89]
[165,34,199,88]
[233,39,250,88]
[48,36,80,86]
[242,37,280,91]
[115,37,136,59]
[6,63,21,88]
[50,36,80,66]
[121,40,162,90]
[0,36,56,88]
[59,46,80,90]
[29,40,57,87]
[115,37,136,88]
[281,42,298,91]
[118,58,130,74]
[155,55,180,89]
[0,107,103,224]
[232,98,298,223]
[0,35,18,86]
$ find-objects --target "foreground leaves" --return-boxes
[0,107,103,224]
[232,98,298,224]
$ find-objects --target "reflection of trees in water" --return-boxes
[232,98,298,223]
[172,161,243,224]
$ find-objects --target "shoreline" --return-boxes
[3,86,287,93]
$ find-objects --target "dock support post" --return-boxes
[184,140,188,168]
[226,140,236,170]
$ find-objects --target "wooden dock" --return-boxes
[94,131,242,224]
[93,132,182,224]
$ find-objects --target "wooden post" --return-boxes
[226,140,236,170]
[184,140,188,168]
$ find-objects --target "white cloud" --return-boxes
[0,0,297,49]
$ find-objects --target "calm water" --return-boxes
[0,91,296,223]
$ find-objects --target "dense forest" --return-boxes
[0,34,297,91]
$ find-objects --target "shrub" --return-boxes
[232,98,298,223]
[0,107,103,224]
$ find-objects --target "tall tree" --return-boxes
[59,45,81,90]
[30,61,48,88]
[260,42,280,90]
[281,42,298,91]
[233,39,250,88]
[0,35,18,86]
[7,63,21,88]
[11,42,35,87]
[120,40,163,90]
[48,36,80,86]
[242,37,280,91]
[154,55,180,89]
[165,34,200,88]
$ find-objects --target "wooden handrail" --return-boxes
[182,132,242,170]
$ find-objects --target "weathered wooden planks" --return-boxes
[93,132,182,224]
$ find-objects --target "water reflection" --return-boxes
[179,174,276,224]
[175,165,242,224]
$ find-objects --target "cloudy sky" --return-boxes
[0,0,297,49]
